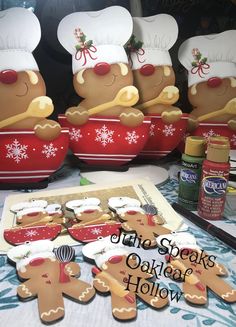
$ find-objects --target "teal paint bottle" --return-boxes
[178,136,206,210]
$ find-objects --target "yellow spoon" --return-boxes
[137,86,179,110]
[88,86,139,116]
[197,98,236,122]
[0,96,54,129]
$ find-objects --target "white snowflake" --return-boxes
[42,143,58,158]
[69,128,82,141]
[95,125,114,147]
[202,129,219,141]
[125,131,140,144]
[162,124,176,136]
[149,124,155,136]
[25,230,38,237]
[5,139,28,163]
[90,227,103,235]
[230,134,236,146]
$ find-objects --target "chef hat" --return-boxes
[82,236,129,268]
[178,30,236,87]
[128,14,178,70]
[0,7,41,72]
[7,240,55,272]
[57,6,133,74]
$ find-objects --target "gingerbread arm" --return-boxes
[206,276,236,303]
[93,273,110,293]
[121,222,135,232]
[64,262,81,277]
[17,280,38,299]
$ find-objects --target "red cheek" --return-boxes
[26,212,41,217]
[93,62,111,75]
[207,77,222,88]
[0,70,18,84]
[108,255,123,264]
[140,64,155,76]
[29,258,45,266]
[83,209,95,214]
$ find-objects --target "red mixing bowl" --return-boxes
[138,114,189,159]
[58,115,151,166]
[0,128,69,183]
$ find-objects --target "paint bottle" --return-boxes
[197,137,230,220]
[178,136,206,210]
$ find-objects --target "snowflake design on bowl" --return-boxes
[5,139,28,163]
[230,134,236,146]
[202,129,219,141]
[162,124,176,136]
[24,229,38,238]
[69,128,83,141]
[90,227,102,235]
[125,131,140,144]
[149,124,155,137]
[42,143,58,158]
[95,125,114,147]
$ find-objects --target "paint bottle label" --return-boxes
[198,165,229,220]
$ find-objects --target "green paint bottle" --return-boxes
[178,136,206,210]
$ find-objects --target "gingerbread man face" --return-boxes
[8,241,95,324]
[73,63,133,104]
[0,71,46,128]
[133,65,176,103]
[188,77,236,122]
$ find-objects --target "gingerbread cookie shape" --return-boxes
[57,6,143,128]
[157,233,236,305]
[8,240,95,324]
[66,198,121,243]
[178,31,236,148]
[82,237,169,321]
[4,200,67,245]
[109,197,170,248]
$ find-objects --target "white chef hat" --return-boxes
[178,30,236,87]
[7,240,55,272]
[0,7,41,72]
[82,236,129,268]
[57,6,133,74]
[128,14,178,70]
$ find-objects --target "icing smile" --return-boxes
[16,82,29,97]
[104,74,117,87]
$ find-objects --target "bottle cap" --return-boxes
[184,136,206,157]
[207,136,230,163]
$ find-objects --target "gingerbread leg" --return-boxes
[38,289,65,324]
[111,292,137,321]
[183,282,208,305]
[207,277,236,302]
[137,280,169,309]
[62,279,95,303]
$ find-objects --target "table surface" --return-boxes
[0,164,235,327]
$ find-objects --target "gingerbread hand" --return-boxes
[161,106,182,124]
[167,250,236,305]
[34,119,61,141]
[65,106,89,125]
[228,119,236,131]
[119,108,144,127]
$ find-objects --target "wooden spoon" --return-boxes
[73,214,111,228]
[18,215,54,228]
[197,98,236,122]
[88,86,139,116]
[0,96,54,129]
[137,86,179,110]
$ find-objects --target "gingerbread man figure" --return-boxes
[83,237,169,321]
[157,233,236,305]
[127,14,182,124]
[0,8,61,141]
[57,6,144,128]
[8,240,95,324]
[11,201,67,228]
[66,198,114,228]
[109,197,170,248]
[178,31,236,132]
